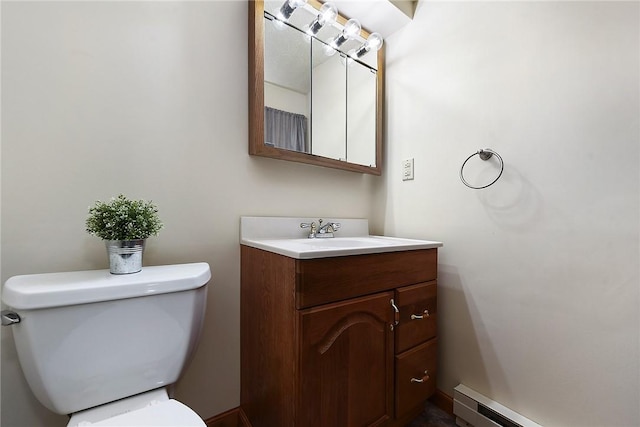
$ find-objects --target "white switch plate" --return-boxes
[402,158,414,181]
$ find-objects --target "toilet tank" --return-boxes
[2,263,210,415]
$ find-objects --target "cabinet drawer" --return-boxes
[296,249,437,309]
[395,338,437,419]
[395,281,437,353]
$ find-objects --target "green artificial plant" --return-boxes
[86,194,163,241]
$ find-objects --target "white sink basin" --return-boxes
[300,237,398,249]
[240,216,443,259]
[241,235,442,259]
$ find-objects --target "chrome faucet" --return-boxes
[300,219,341,238]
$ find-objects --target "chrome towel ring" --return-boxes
[460,148,504,189]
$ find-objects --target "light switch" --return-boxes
[402,158,414,181]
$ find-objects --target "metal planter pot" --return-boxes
[105,239,145,274]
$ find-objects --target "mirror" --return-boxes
[347,52,378,166]
[249,0,383,175]
[310,35,346,160]
[263,9,311,152]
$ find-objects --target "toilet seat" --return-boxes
[67,390,205,427]
[89,399,205,426]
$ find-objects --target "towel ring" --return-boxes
[460,148,504,189]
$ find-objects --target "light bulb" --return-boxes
[306,2,338,36]
[343,18,361,39]
[365,32,383,51]
[329,18,361,48]
[278,0,308,21]
[318,2,338,25]
[353,32,384,58]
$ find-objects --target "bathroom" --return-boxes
[1,1,638,426]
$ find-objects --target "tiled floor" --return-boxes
[407,401,458,427]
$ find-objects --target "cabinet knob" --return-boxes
[410,370,430,383]
[410,309,430,320]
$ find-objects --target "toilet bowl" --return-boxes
[2,263,211,426]
[67,389,205,427]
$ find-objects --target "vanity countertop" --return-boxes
[240,216,442,259]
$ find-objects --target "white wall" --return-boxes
[0,2,381,426]
[264,81,308,116]
[382,1,639,426]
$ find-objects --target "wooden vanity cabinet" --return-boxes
[241,246,438,427]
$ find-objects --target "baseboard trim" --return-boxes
[206,395,449,427]
[430,389,454,416]
[204,407,252,427]
[238,408,252,427]
[204,406,237,427]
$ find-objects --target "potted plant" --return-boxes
[86,194,163,274]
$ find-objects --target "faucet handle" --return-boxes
[300,221,317,238]
[324,221,341,232]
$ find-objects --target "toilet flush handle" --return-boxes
[1,310,21,326]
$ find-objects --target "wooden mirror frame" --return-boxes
[249,0,384,175]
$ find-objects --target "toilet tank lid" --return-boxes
[2,262,211,310]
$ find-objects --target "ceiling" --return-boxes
[332,0,413,39]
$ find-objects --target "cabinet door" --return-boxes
[299,292,394,427]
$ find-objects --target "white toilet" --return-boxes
[1,262,211,426]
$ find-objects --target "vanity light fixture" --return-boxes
[351,32,384,58]
[306,2,338,35]
[277,0,308,21]
[324,18,361,56]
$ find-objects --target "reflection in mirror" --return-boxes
[263,12,311,152]
[249,0,384,175]
[311,37,346,160]
[347,60,377,166]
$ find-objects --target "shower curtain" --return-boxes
[264,106,309,153]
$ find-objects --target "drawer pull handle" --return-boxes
[410,370,430,383]
[410,310,430,320]
[390,299,400,326]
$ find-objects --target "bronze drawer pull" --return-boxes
[410,370,430,383]
[410,310,430,320]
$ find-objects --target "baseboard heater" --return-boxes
[453,384,543,427]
